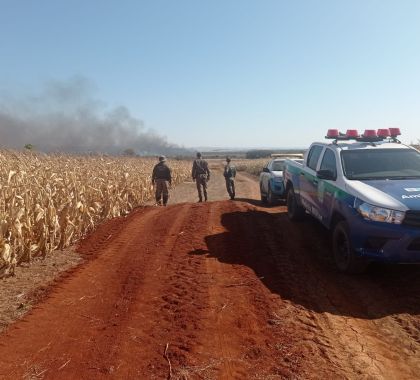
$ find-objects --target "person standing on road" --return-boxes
[192,152,210,202]
[223,156,236,200]
[152,155,172,206]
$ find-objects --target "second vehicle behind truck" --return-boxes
[259,153,303,205]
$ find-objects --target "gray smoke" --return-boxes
[0,77,189,155]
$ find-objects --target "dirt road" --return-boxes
[0,166,419,379]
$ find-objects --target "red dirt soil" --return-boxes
[0,170,419,379]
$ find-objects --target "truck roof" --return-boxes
[271,153,304,158]
[312,140,412,152]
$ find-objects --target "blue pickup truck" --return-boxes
[283,128,420,273]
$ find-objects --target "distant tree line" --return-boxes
[245,149,305,159]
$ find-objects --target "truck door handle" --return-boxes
[312,179,318,185]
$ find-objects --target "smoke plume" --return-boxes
[0,77,188,155]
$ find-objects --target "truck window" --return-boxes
[320,148,337,178]
[341,148,420,180]
[307,145,323,171]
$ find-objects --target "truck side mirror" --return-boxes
[317,169,336,181]
[262,167,270,173]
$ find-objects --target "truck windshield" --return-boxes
[272,161,285,171]
[272,159,303,171]
[341,149,420,180]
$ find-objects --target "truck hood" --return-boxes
[346,179,420,211]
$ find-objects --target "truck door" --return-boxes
[313,148,338,225]
[300,145,324,218]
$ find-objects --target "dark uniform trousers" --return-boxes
[195,174,208,202]
[155,179,169,205]
[225,178,235,199]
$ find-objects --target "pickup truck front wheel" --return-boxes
[332,221,368,274]
[286,187,305,221]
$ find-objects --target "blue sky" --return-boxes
[1,0,420,149]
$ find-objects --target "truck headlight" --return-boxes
[357,202,405,224]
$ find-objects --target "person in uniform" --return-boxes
[223,156,236,200]
[152,155,172,206]
[191,152,210,202]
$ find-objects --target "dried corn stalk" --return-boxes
[234,158,269,176]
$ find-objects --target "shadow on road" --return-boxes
[190,208,420,319]
[233,197,285,208]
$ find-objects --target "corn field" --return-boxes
[0,150,190,276]
[234,158,269,176]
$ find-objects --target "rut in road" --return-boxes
[0,199,419,379]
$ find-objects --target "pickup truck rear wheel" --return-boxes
[332,221,368,274]
[286,187,305,221]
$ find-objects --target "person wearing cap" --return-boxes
[152,155,172,206]
[223,156,236,200]
[191,152,210,202]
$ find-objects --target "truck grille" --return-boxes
[403,211,420,228]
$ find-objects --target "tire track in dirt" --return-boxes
[151,202,215,379]
[193,201,254,380]
[83,203,196,379]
